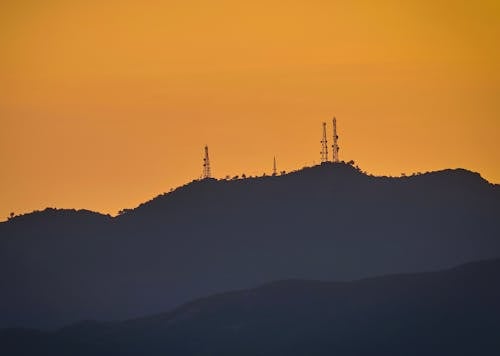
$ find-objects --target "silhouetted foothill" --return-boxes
[0,163,499,329]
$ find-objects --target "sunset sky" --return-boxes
[1,0,499,219]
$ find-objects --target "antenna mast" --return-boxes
[273,156,277,176]
[320,122,328,163]
[202,145,211,179]
[332,117,340,163]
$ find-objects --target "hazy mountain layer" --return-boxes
[2,258,500,356]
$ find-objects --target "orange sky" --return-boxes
[1,0,499,219]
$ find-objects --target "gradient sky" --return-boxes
[1,0,499,219]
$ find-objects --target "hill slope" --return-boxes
[1,163,499,328]
[3,258,500,356]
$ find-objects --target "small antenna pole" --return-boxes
[273,156,277,176]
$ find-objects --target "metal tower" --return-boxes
[273,156,277,176]
[202,145,211,179]
[320,122,328,163]
[332,117,340,163]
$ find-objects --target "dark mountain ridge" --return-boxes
[3,258,500,356]
[1,163,499,328]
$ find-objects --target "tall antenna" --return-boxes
[332,117,340,163]
[272,156,277,176]
[202,145,211,179]
[320,122,328,163]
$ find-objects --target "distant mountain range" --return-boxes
[3,258,500,356]
[1,163,499,328]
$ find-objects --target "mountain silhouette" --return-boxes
[2,258,500,355]
[1,163,499,328]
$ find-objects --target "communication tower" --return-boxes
[320,122,328,163]
[202,145,211,179]
[332,117,340,163]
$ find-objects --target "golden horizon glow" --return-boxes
[1,0,499,219]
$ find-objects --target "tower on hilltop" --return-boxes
[332,117,340,163]
[320,122,328,163]
[202,145,211,179]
